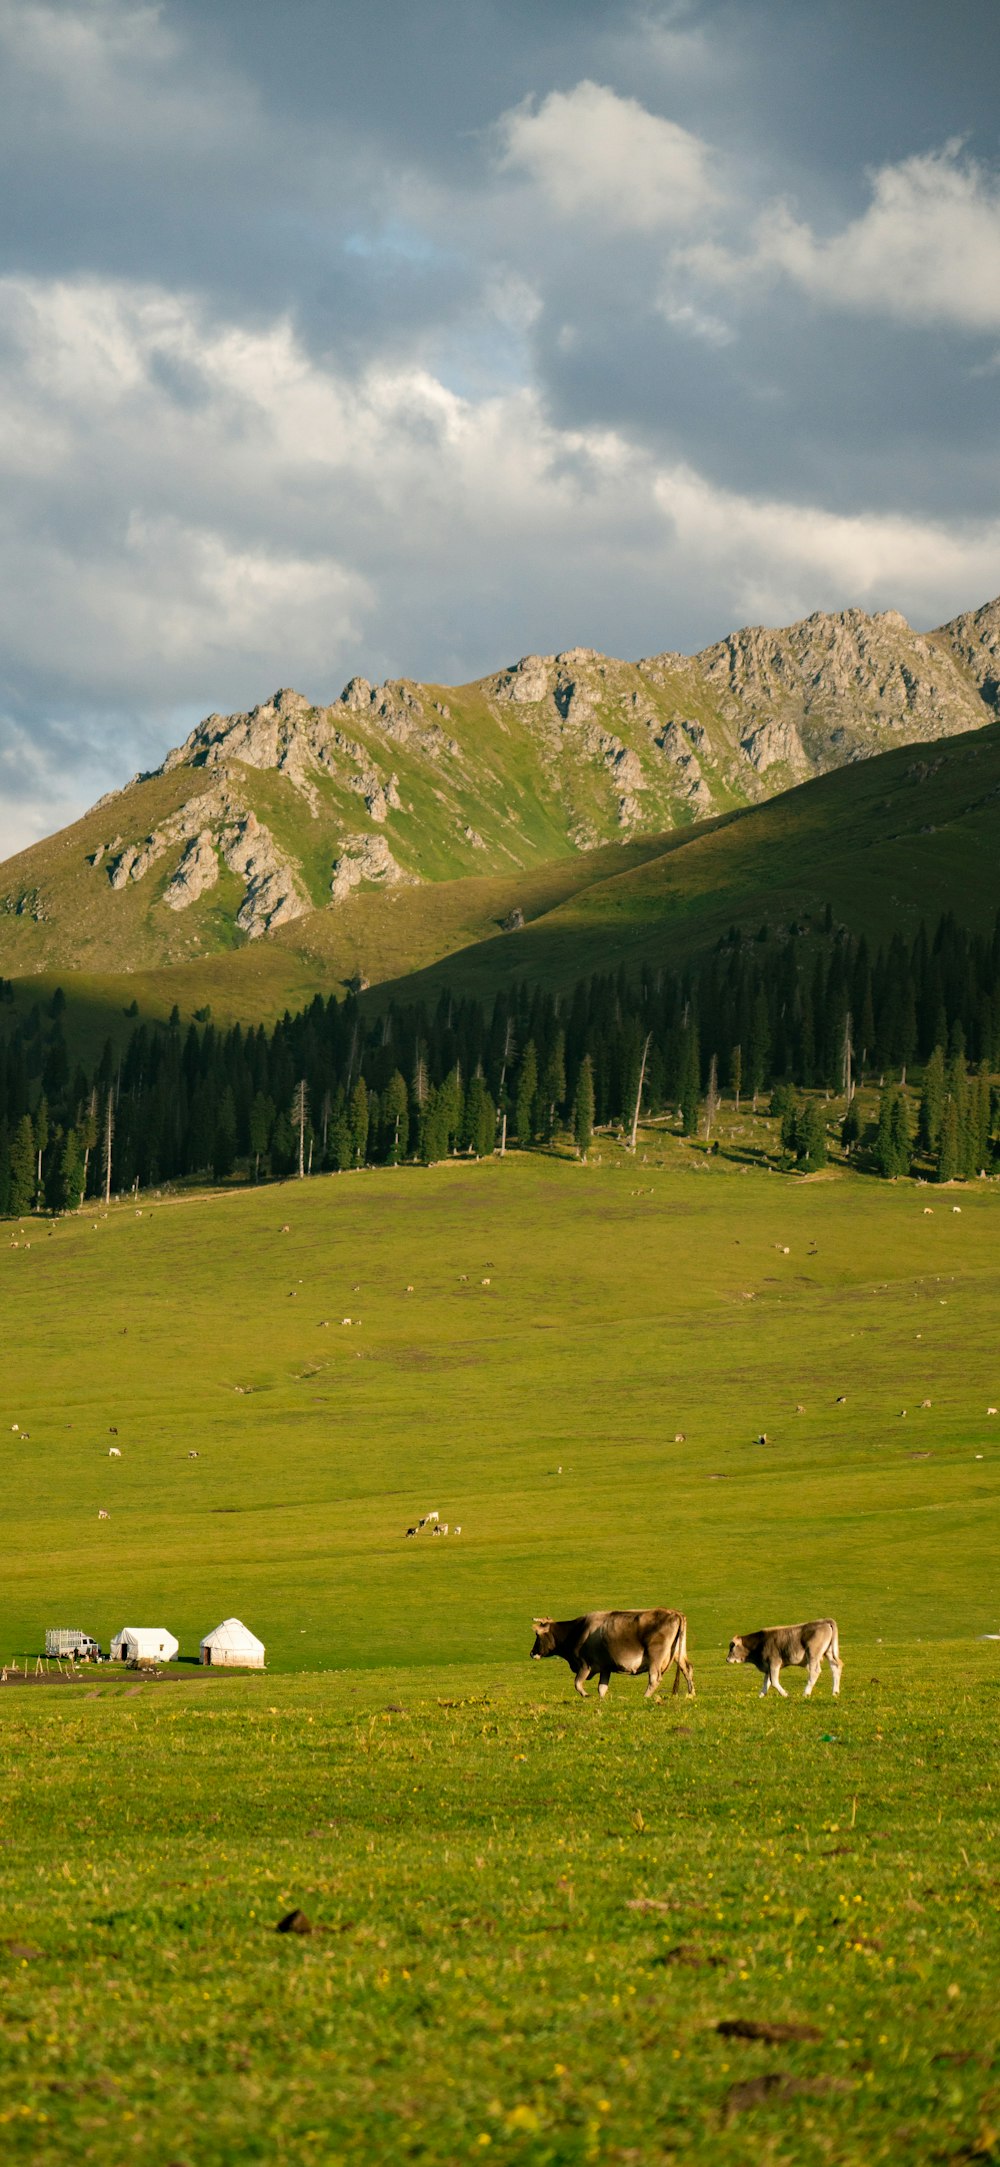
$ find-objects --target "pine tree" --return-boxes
[796,1101,827,1171]
[515,1041,538,1144]
[34,1096,49,1201]
[937,1097,959,1183]
[540,1032,566,1138]
[730,1043,742,1111]
[213,1087,238,1180]
[889,1086,912,1177]
[462,1074,496,1158]
[9,1114,34,1215]
[679,1019,700,1137]
[573,1055,595,1161]
[840,1099,861,1156]
[383,1070,409,1163]
[56,1127,86,1211]
[918,1046,945,1154]
[349,1077,369,1166]
[249,1092,271,1180]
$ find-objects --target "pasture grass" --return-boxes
[0,1653,997,2164]
[2,1148,1000,2159]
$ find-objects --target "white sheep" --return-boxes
[109,1446,121,1458]
[98,1509,110,1520]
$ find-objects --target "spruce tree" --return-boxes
[9,1114,34,1215]
[918,1046,945,1154]
[57,1128,86,1211]
[383,1070,409,1163]
[937,1097,959,1183]
[797,1101,827,1171]
[349,1077,369,1167]
[249,1093,271,1180]
[515,1041,538,1144]
[573,1055,595,1161]
[840,1099,861,1156]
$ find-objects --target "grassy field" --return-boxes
[3,1149,1000,2161]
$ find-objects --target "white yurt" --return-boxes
[199,1617,265,1669]
[110,1627,179,1665]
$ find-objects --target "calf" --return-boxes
[530,1609,694,1700]
[727,1620,842,1698]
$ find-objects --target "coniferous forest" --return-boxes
[2,904,1000,1214]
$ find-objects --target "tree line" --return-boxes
[2,902,1000,1212]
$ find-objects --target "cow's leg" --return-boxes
[574,1663,591,1699]
[644,1660,662,1699]
[828,1653,843,1696]
[803,1655,822,1698]
[762,1661,787,1698]
[598,1670,612,1699]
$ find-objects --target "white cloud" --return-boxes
[0,268,997,858]
[497,79,718,233]
[654,463,1000,624]
[685,143,1000,331]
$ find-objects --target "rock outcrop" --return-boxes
[330,835,416,902]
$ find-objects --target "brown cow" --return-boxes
[727,1620,842,1698]
[530,1609,695,1700]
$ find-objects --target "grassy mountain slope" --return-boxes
[4,712,1000,1056]
[2,596,997,1006]
[365,714,1000,1008]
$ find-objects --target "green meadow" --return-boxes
[3,1148,1000,2161]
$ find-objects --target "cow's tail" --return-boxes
[828,1619,840,1663]
[671,1612,692,1697]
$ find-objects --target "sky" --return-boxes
[1,0,999,857]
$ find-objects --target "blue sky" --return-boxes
[1,0,999,854]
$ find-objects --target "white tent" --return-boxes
[110,1627,178,1664]
[199,1617,265,1669]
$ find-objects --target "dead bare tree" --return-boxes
[704,1053,720,1143]
[102,1089,114,1205]
[628,1032,652,1152]
[292,1079,308,1179]
[841,1011,855,1103]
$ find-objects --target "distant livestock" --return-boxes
[727,1620,842,1699]
[97,1509,110,1520]
[108,1446,121,1458]
[531,1609,695,1701]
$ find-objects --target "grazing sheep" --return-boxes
[673,1432,686,1444]
[988,1408,998,1418]
[454,1525,462,1535]
[795,1403,805,1413]
[953,1205,962,1214]
[405,1527,417,1538]
[836,1395,847,1405]
[923,1207,933,1215]
[341,1317,352,1326]
[921,1399,932,1408]
[109,1446,121,1458]
[405,1285,414,1294]
[280,1223,290,1232]
[98,1509,110,1520]
[481,1277,491,1286]
[756,1432,768,1445]
[109,1426,118,1435]
[187,1449,200,1459]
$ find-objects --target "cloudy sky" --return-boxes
[1,0,999,856]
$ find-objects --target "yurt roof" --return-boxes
[199,1616,264,1651]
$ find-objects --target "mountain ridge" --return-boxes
[1,591,999,985]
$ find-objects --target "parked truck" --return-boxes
[44,1629,103,1661]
